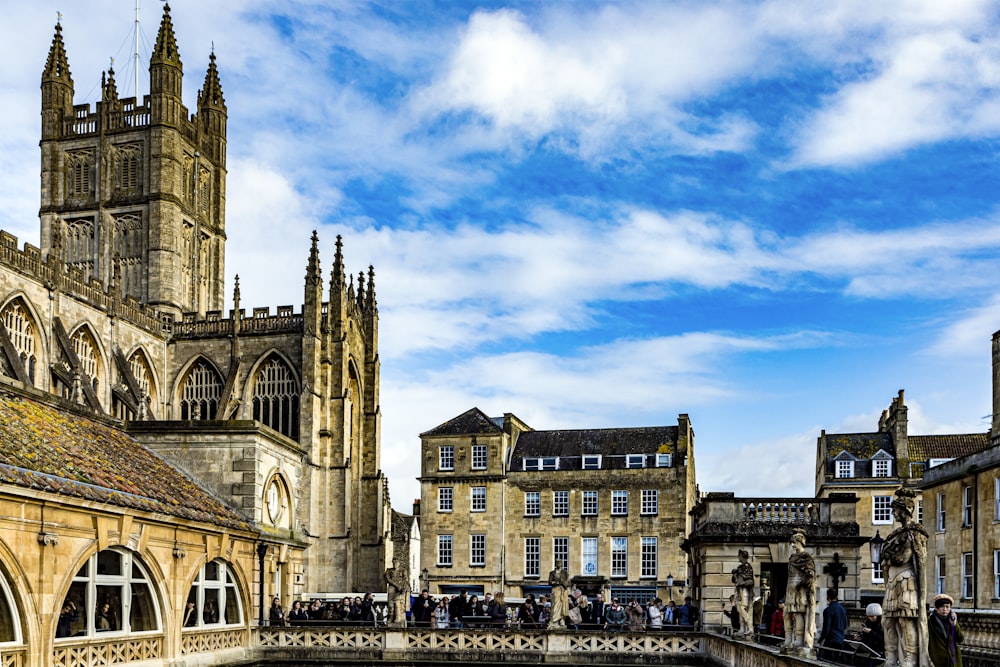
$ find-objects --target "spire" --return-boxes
[233,274,241,313]
[198,52,226,111]
[365,265,377,311]
[331,235,345,290]
[151,3,181,67]
[356,270,366,309]
[306,231,322,285]
[102,66,119,104]
[42,22,72,84]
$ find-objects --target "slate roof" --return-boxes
[908,433,990,463]
[421,407,504,437]
[510,426,678,471]
[0,388,252,531]
[824,432,893,459]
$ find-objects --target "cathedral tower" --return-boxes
[39,4,227,320]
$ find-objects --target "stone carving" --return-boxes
[547,566,569,629]
[731,549,755,637]
[782,529,816,656]
[882,488,930,667]
[384,559,409,628]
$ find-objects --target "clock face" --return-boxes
[267,482,282,523]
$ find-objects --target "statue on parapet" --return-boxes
[384,557,409,628]
[881,488,930,667]
[731,549,755,637]
[547,565,569,629]
[782,529,816,656]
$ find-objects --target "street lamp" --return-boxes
[869,531,884,568]
[667,573,674,601]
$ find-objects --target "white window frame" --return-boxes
[471,486,486,512]
[554,537,569,571]
[470,534,486,567]
[641,537,657,578]
[582,537,598,576]
[438,486,453,513]
[439,446,454,471]
[936,555,946,595]
[582,455,601,470]
[611,490,628,516]
[553,490,569,517]
[541,457,558,470]
[872,559,884,584]
[937,493,946,532]
[0,567,21,645]
[525,491,540,517]
[582,490,598,516]
[995,477,1000,521]
[963,485,973,527]
[994,549,1000,600]
[471,444,488,470]
[611,537,628,578]
[626,454,645,469]
[873,495,893,525]
[525,537,540,578]
[835,459,854,478]
[641,489,658,515]
[185,558,243,630]
[917,499,924,524]
[438,535,453,566]
[962,552,973,599]
[656,453,672,468]
[523,458,540,471]
[873,459,891,478]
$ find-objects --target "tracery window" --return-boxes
[179,359,222,420]
[65,150,94,200]
[56,549,160,639]
[1,300,38,385]
[115,351,156,420]
[112,213,143,300]
[63,217,95,278]
[252,355,299,440]
[0,567,21,644]
[184,560,243,629]
[114,144,142,194]
[70,327,100,391]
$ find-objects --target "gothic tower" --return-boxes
[39,4,227,320]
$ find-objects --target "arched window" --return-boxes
[183,560,243,629]
[114,351,157,420]
[0,567,22,645]
[65,150,93,200]
[56,549,160,639]
[252,355,299,440]
[112,213,143,300]
[1,300,38,385]
[179,359,222,420]
[63,217,95,279]
[114,144,142,194]
[71,327,100,391]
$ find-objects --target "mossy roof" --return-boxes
[0,388,252,531]
[421,407,503,437]
[824,432,893,459]
[908,433,990,462]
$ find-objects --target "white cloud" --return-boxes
[928,294,1000,357]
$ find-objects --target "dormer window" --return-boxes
[524,457,558,471]
[656,453,672,468]
[835,460,854,478]
[873,459,891,478]
[582,455,601,470]
[626,454,645,469]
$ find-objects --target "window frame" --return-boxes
[438,486,453,513]
[471,486,486,513]
[963,485,973,527]
[525,537,541,578]
[962,552,974,599]
[611,490,628,516]
[553,490,569,517]
[641,489,658,516]
[0,566,20,645]
[995,549,1000,600]
[872,559,884,584]
[610,537,628,579]
[937,493,946,532]
[553,537,569,572]
[439,446,454,472]
[625,454,645,469]
[184,558,243,630]
[471,444,488,470]
[872,495,893,525]
[582,537,598,576]
[873,459,891,478]
[835,459,854,479]
[437,535,453,567]
[640,537,657,579]
[655,453,672,468]
[582,455,601,470]
[470,535,486,567]
[525,491,541,517]
[582,490,598,516]
[936,555,946,595]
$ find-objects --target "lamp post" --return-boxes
[869,531,884,576]
[667,573,674,601]
[420,567,429,592]
[257,542,269,627]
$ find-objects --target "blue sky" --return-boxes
[1,1,999,510]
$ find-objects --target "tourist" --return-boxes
[308,599,323,620]
[96,602,114,631]
[56,600,79,638]
[769,599,785,638]
[626,600,645,631]
[819,588,847,660]
[606,598,626,631]
[518,599,540,629]
[647,598,663,630]
[269,596,285,627]
[412,590,434,628]
[203,599,219,624]
[852,603,884,660]
[449,590,469,628]
[489,592,508,629]
[183,601,197,627]
[591,593,606,627]
[721,594,740,633]
[434,597,450,629]
[677,597,696,627]
[664,600,676,625]
[361,593,376,625]
[928,595,963,667]
[469,594,486,618]
[577,595,592,628]
[289,600,309,622]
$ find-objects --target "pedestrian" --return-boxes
[647,598,663,630]
[288,600,309,622]
[268,596,285,627]
[852,603,884,661]
[591,593,606,627]
[769,598,785,638]
[626,600,644,631]
[819,588,847,660]
[412,590,434,628]
[606,598,626,631]
[928,594,963,667]
[490,592,508,629]
[721,594,740,633]
[434,597,450,629]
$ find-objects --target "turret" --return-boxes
[149,3,183,125]
[41,22,74,140]
[197,52,227,162]
[303,231,323,331]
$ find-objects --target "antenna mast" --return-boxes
[134,0,140,102]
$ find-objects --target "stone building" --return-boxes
[417,408,696,603]
[0,2,392,609]
[814,390,990,604]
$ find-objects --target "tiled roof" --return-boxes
[824,432,893,459]
[0,389,252,531]
[421,407,504,437]
[908,433,990,462]
[511,425,678,470]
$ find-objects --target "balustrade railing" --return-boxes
[741,500,817,523]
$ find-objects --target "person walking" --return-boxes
[928,595,963,667]
[819,588,847,660]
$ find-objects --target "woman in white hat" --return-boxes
[853,602,885,659]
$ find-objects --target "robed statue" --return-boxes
[731,549,754,637]
[881,488,930,667]
[782,529,816,655]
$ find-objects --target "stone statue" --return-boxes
[547,566,569,629]
[384,559,409,628]
[882,488,930,667]
[731,549,755,637]
[783,529,817,656]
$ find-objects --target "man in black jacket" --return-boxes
[449,590,469,628]
[412,590,434,628]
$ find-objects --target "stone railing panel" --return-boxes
[0,648,25,667]
[52,636,162,667]
[257,627,382,649]
[180,628,246,655]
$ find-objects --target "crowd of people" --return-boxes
[269,593,383,626]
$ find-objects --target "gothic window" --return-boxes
[63,218,95,278]
[199,167,211,217]
[114,144,142,194]
[179,359,222,420]
[56,549,160,639]
[112,213,143,300]
[65,150,94,200]
[71,327,100,392]
[184,560,243,629]
[182,154,195,206]
[181,221,194,305]
[252,355,299,440]
[1,300,38,385]
[0,566,21,644]
[114,351,157,421]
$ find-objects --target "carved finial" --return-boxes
[331,234,345,290]
[357,270,366,307]
[366,265,377,310]
[233,274,241,310]
[306,231,321,285]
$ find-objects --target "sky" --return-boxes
[1,0,999,511]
